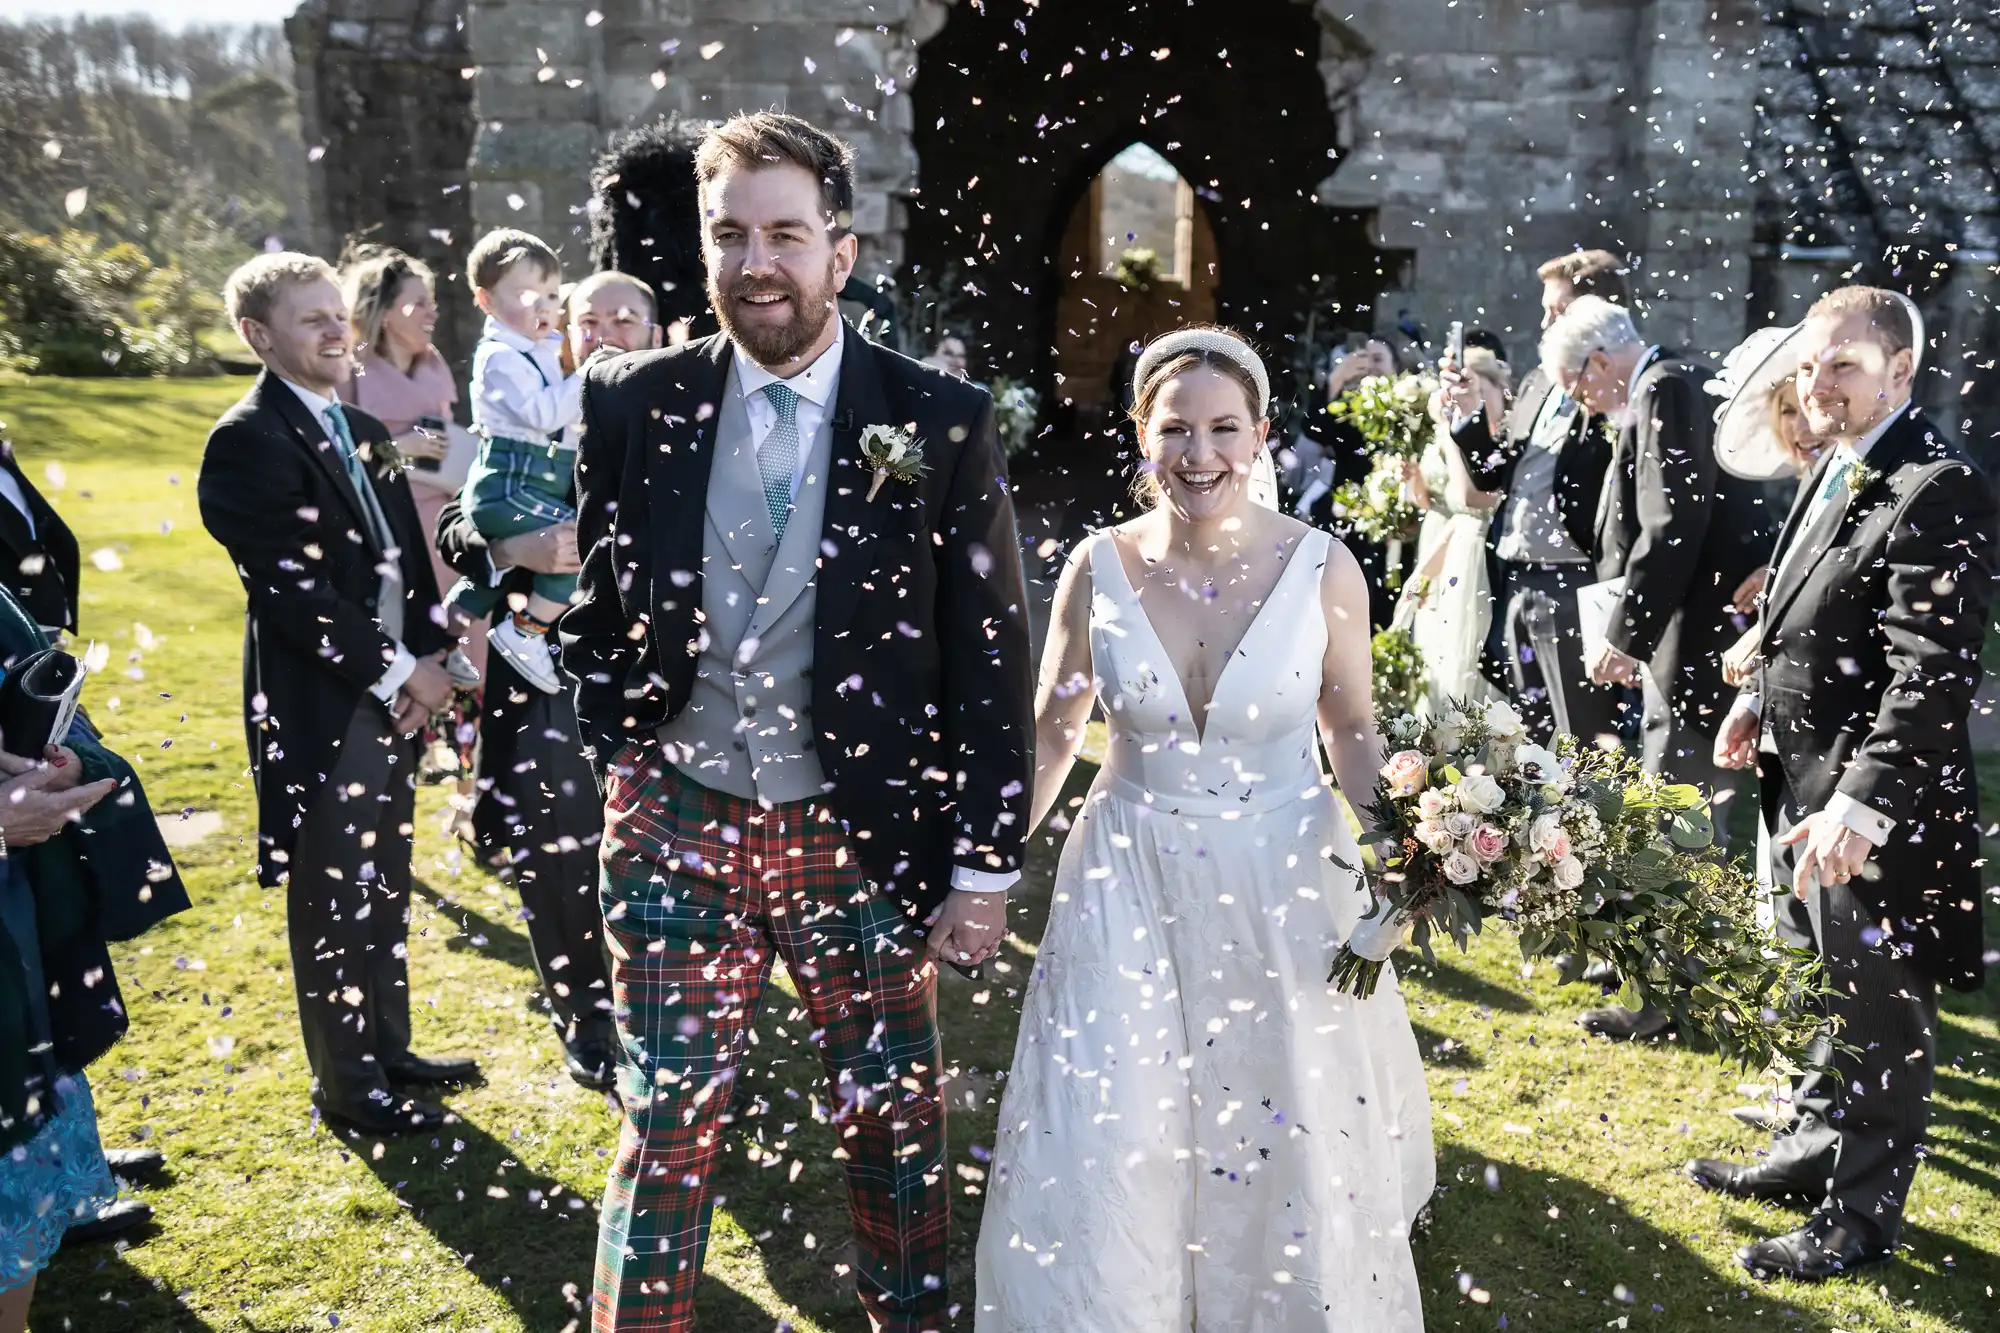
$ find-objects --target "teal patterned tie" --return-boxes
[323,401,392,550]
[758,382,800,541]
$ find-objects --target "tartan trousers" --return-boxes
[593,750,950,1333]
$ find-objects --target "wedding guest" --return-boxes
[0,580,190,1325]
[922,332,969,378]
[1296,336,1399,625]
[199,252,477,1136]
[1442,249,1626,745]
[565,270,663,374]
[434,498,613,1088]
[0,437,76,644]
[1399,344,1507,713]
[1544,296,1778,1038]
[1699,286,1993,1282]
[0,426,179,1248]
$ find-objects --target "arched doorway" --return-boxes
[1052,143,1218,413]
[905,0,1394,494]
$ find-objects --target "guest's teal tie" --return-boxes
[758,382,801,540]
[322,401,391,549]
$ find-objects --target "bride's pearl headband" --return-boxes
[1132,329,1270,419]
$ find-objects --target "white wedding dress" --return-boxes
[976,528,1435,1332]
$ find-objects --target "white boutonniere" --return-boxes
[1842,460,1881,511]
[859,422,927,501]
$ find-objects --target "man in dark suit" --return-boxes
[0,436,79,641]
[1541,296,1782,1038]
[1443,250,1624,744]
[1693,286,1993,1281]
[564,112,1033,1331]
[198,253,477,1136]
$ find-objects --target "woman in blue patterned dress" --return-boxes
[0,585,188,1328]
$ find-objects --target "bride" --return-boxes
[975,326,1435,1331]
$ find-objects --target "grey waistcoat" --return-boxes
[656,365,834,804]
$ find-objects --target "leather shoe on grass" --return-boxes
[1684,1156,1819,1204]
[1738,1213,1889,1282]
[563,1044,616,1092]
[316,1095,450,1137]
[60,1199,152,1246]
[102,1147,166,1182]
[1578,1004,1674,1039]
[383,1054,482,1088]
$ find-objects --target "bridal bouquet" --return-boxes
[1325,370,1438,561]
[1329,698,1824,1071]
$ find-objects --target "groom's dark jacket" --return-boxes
[1757,405,1995,990]
[562,323,1034,924]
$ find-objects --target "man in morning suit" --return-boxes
[1442,249,1624,745]
[197,253,479,1136]
[1694,285,1994,1281]
[563,113,1033,1332]
[1542,295,1782,1038]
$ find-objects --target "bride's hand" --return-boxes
[925,889,1008,969]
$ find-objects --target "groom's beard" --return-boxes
[711,260,839,367]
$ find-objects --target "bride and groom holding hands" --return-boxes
[565,109,1432,1331]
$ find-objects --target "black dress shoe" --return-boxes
[1684,1157,1820,1204]
[316,1094,450,1136]
[101,1147,166,1182]
[1578,1003,1674,1039]
[1738,1213,1890,1282]
[382,1054,483,1088]
[563,1044,616,1092]
[60,1198,153,1246]
[1728,1104,1800,1135]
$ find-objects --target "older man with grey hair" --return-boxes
[1542,294,1784,1037]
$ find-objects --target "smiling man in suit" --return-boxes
[198,253,478,1136]
[1694,286,1994,1281]
[563,112,1033,1332]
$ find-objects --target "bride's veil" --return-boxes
[1247,447,1281,511]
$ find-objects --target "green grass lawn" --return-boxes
[2,373,1999,1331]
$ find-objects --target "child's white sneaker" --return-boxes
[487,619,562,695]
[445,647,483,691]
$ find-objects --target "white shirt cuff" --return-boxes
[951,866,1018,894]
[1825,792,1896,846]
[369,644,416,702]
[1734,691,1761,718]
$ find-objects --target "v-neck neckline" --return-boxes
[1100,528,1319,744]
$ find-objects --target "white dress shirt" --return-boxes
[731,334,1013,896]
[1732,400,1911,847]
[277,377,415,704]
[0,471,35,538]
[732,334,842,498]
[471,316,581,445]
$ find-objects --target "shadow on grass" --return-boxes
[1398,954,1536,1014]
[355,1107,778,1332]
[1410,1019,1484,1068]
[412,878,543,978]
[1423,1140,2000,1329]
[35,1240,222,1332]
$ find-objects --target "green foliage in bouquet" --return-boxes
[1330,697,1826,1074]
[1371,626,1424,716]
[988,376,1041,457]
[1111,246,1165,293]
[1327,371,1436,458]
[1329,454,1421,545]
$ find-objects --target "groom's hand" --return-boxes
[925,890,1007,968]
[1778,811,1873,900]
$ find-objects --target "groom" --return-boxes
[563,111,1033,1331]
[1697,285,1993,1280]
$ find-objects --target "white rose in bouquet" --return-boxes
[1416,819,1456,854]
[1432,709,1467,753]
[1482,699,1527,742]
[1553,854,1586,890]
[1442,851,1481,885]
[1442,811,1478,841]
[1417,788,1451,820]
[1456,772,1505,814]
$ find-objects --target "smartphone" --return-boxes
[412,414,447,472]
[1447,321,1466,366]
